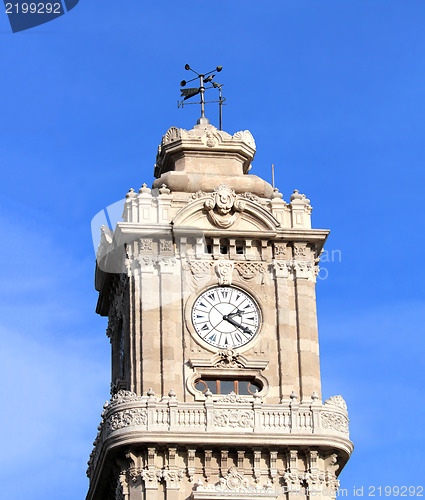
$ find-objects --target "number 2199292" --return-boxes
[5,3,61,14]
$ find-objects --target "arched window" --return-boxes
[195,378,261,396]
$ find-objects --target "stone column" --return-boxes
[141,447,161,500]
[138,238,161,396]
[293,243,321,401]
[273,242,300,399]
[159,247,183,399]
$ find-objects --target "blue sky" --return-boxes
[1,1,424,498]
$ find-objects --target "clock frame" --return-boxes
[190,285,261,350]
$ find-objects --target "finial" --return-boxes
[178,64,226,130]
[126,188,137,199]
[272,187,283,199]
[290,391,298,401]
[139,183,151,195]
[290,189,303,201]
[147,388,155,397]
[159,183,171,195]
[311,391,319,401]
[168,388,176,399]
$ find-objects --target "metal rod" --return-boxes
[272,164,275,189]
[200,74,205,119]
[219,87,222,130]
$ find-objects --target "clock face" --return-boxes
[191,286,260,349]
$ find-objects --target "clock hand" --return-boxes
[223,314,252,335]
[227,309,243,318]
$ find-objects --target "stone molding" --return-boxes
[273,260,317,281]
[189,351,269,371]
[87,390,350,480]
[155,125,256,178]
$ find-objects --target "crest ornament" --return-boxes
[218,467,252,491]
[204,184,246,228]
[215,349,243,368]
[221,391,244,403]
[215,259,234,285]
[324,395,347,411]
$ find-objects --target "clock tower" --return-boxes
[86,117,353,500]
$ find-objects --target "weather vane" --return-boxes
[178,64,226,130]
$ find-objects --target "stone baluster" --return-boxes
[168,389,178,431]
[290,391,299,433]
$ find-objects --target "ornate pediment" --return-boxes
[173,184,280,231]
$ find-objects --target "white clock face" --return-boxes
[192,286,260,349]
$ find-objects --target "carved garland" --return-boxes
[105,408,148,435]
[320,412,349,434]
[214,410,254,428]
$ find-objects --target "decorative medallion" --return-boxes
[204,184,246,229]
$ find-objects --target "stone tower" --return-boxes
[86,119,353,500]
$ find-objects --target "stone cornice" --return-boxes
[87,391,352,488]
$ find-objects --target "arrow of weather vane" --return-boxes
[178,64,226,130]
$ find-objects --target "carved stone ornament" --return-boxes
[161,469,184,489]
[273,261,294,279]
[128,467,143,483]
[320,412,349,434]
[204,184,246,228]
[235,262,266,283]
[221,391,244,403]
[105,408,148,435]
[162,126,185,145]
[137,255,155,273]
[160,239,173,253]
[141,468,162,489]
[139,238,153,252]
[218,467,252,491]
[303,471,326,488]
[158,256,177,274]
[215,349,243,368]
[215,259,234,285]
[324,395,348,411]
[183,260,213,293]
[187,260,213,277]
[214,410,254,428]
[283,472,303,488]
[233,130,256,149]
[201,129,221,148]
[274,243,288,259]
[240,191,261,203]
[293,243,307,258]
[106,276,126,339]
[115,475,125,500]
[155,125,256,177]
[107,389,143,408]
